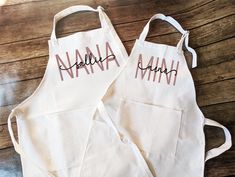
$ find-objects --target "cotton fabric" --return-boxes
[102,13,232,177]
[8,5,152,177]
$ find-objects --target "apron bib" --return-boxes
[102,13,232,177]
[8,5,152,177]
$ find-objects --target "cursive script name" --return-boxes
[59,53,116,70]
[135,54,179,86]
[137,61,178,76]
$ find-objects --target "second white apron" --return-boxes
[102,13,232,177]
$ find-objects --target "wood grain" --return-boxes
[0,21,234,85]
[0,0,223,44]
[0,78,41,107]
[0,0,234,176]
[0,122,17,149]
[0,104,16,125]
[192,59,235,85]
[196,79,235,107]
[1,0,234,64]
[205,150,235,177]
[0,0,42,6]
[201,102,235,125]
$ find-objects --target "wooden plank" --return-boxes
[93,0,154,7]
[0,122,17,149]
[130,36,235,68]
[0,147,22,177]
[201,102,235,125]
[1,16,234,82]
[144,15,235,66]
[119,0,235,42]
[192,59,235,85]
[205,123,235,151]
[194,37,235,67]
[0,78,41,107]
[0,37,49,64]
[0,75,234,111]
[190,16,235,48]
[205,149,235,177]
[0,104,16,125]
[0,0,226,44]
[126,37,235,68]
[1,43,235,86]
[0,22,234,85]
[0,0,42,6]
[196,79,235,107]
[0,0,152,7]
[0,0,234,175]
[1,1,235,64]
[0,56,48,84]
[145,14,235,47]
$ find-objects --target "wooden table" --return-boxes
[0,0,234,176]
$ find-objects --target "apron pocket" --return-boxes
[18,106,96,173]
[117,99,182,156]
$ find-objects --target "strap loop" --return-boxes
[139,13,197,68]
[50,5,106,43]
[204,118,232,162]
[7,109,22,154]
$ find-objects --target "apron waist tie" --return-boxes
[204,118,232,162]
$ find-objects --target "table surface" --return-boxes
[0,0,234,176]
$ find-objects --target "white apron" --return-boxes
[102,14,232,177]
[8,5,152,177]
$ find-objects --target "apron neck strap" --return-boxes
[50,5,107,43]
[139,13,197,68]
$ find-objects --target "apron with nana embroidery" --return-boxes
[8,6,153,177]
